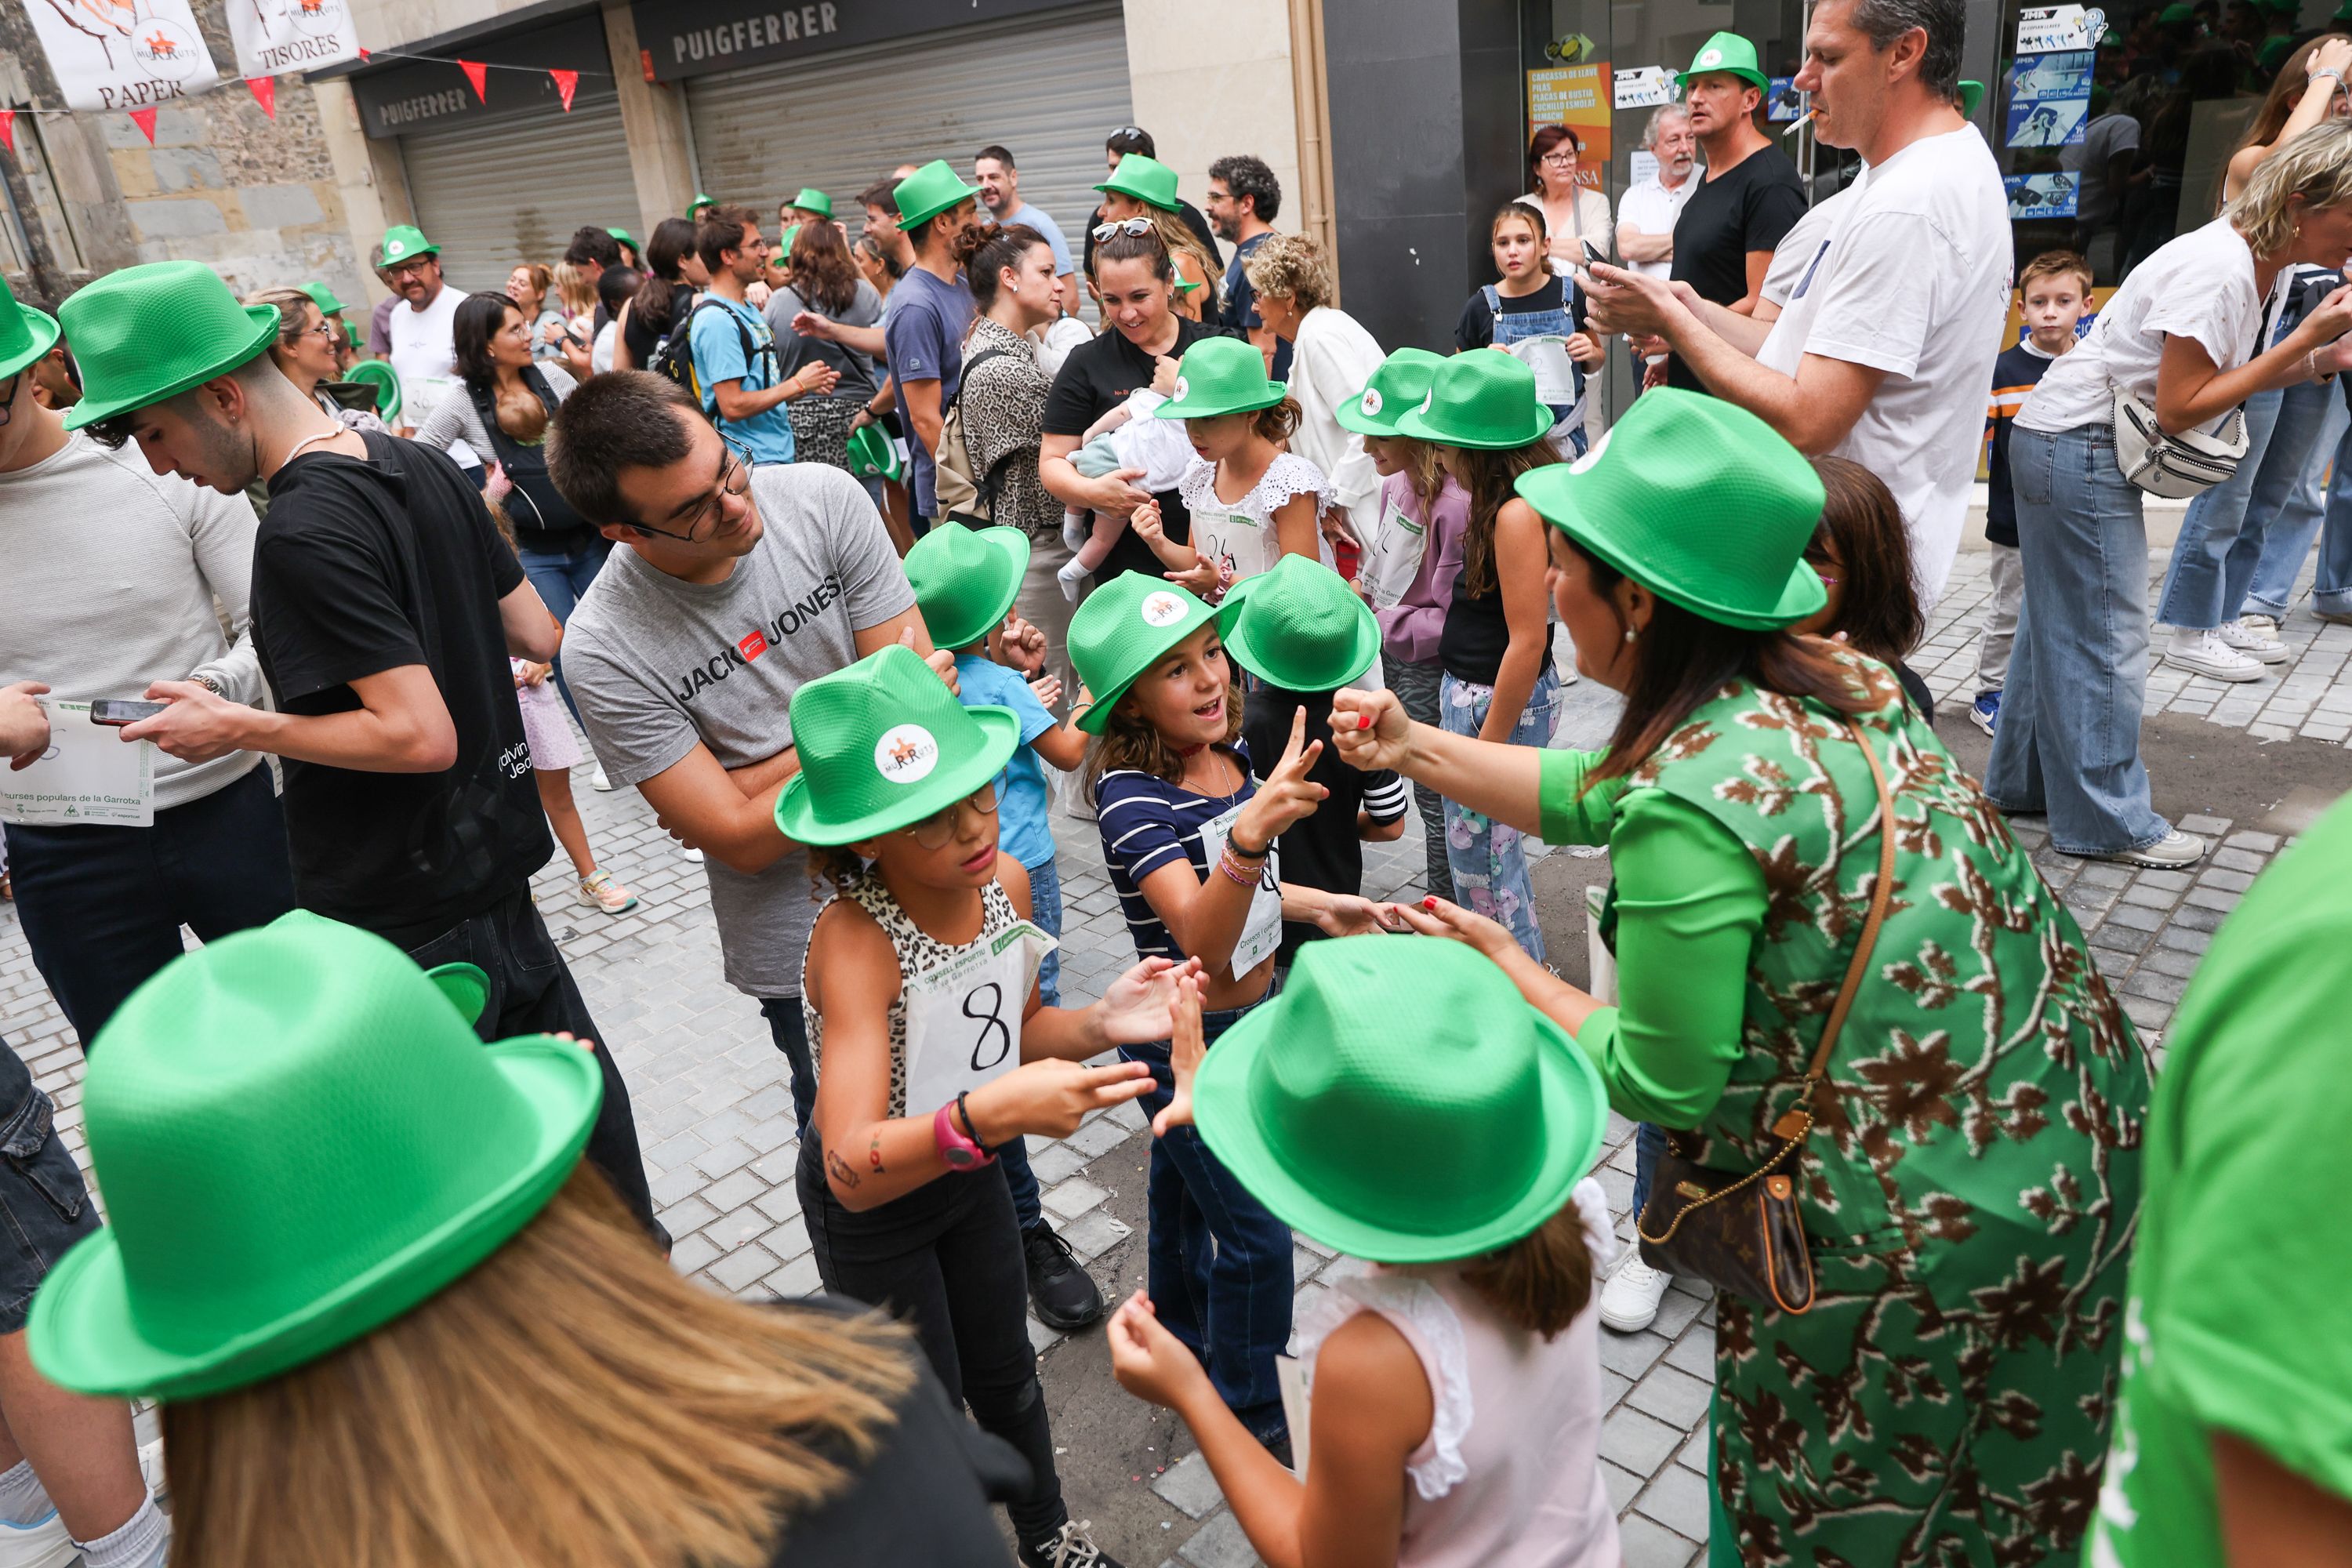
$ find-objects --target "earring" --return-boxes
[1624,627,1639,644]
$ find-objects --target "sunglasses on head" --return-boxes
[1092,216,1154,241]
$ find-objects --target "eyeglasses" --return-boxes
[287,319,339,346]
[628,434,754,543]
[1540,151,1579,165]
[1092,216,1154,241]
[387,259,436,279]
[908,783,999,849]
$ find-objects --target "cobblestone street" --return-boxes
[9,537,2347,1568]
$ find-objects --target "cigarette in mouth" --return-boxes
[1783,109,1814,136]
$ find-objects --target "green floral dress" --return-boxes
[1538,655,2151,1567]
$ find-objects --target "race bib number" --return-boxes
[1198,804,1283,975]
[1363,499,1426,610]
[902,920,1056,1115]
[1506,336,1581,405]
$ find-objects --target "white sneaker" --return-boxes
[577,869,637,914]
[681,846,704,863]
[0,1506,74,1568]
[2085,828,2207,869]
[1598,1254,1673,1334]
[590,766,613,792]
[2216,617,2288,664]
[2165,628,2264,681]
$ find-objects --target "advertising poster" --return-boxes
[227,0,364,81]
[1767,77,1804,121]
[1612,66,1675,111]
[2017,4,2101,53]
[1526,64,1611,191]
[24,0,222,111]
[2005,49,2093,147]
[2005,171,2080,219]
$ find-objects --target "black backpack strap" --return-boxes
[953,347,1021,510]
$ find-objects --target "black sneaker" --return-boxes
[1018,1519,1123,1568]
[1022,1222,1106,1330]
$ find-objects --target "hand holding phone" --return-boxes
[1581,239,1608,268]
[90,699,167,728]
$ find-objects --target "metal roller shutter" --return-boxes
[400,96,641,292]
[685,3,1131,256]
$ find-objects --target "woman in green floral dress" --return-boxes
[1334,389,2151,1567]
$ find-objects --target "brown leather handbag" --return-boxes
[1632,720,1897,1316]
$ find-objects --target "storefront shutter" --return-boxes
[399,93,642,293]
[684,2,1131,261]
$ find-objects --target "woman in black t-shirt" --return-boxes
[615,217,706,372]
[1039,226,1228,584]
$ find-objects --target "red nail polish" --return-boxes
[1358,711,1374,730]
[1422,897,1439,911]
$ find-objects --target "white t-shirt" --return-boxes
[387,284,470,463]
[1760,187,1854,310]
[1756,125,2012,606]
[1616,172,1699,281]
[2020,217,2272,440]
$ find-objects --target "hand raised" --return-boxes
[1328,687,1412,773]
[1238,705,1328,843]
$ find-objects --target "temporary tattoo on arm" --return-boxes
[826,1149,862,1189]
[868,1132,886,1173]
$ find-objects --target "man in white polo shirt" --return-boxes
[1584,0,2009,605]
[378,224,470,463]
[1613,103,1700,388]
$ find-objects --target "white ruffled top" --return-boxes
[1296,1177,1623,1568]
[1177,451,1339,595]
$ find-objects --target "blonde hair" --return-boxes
[2227,118,2352,258]
[1381,434,1446,513]
[550,259,596,319]
[1240,232,1332,315]
[1149,209,1223,314]
[245,287,321,355]
[162,1168,914,1568]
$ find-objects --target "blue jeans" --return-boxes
[1439,665,1563,962]
[1027,855,1063,1008]
[2259,387,2352,619]
[3,764,295,1047]
[2157,372,2339,628]
[1985,425,2172,856]
[518,534,613,725]
[0,1036,98,1333]
[1127,996,1294,1440]
[1627,1121,1670,1222]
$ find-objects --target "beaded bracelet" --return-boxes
[1217,844,1262,887]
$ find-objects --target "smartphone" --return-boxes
[89,699,166,727]
[1581,239,1609,269]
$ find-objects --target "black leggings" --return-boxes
[797,1136,1065,1542]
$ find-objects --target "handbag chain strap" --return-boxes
[1636,717,1899,1243]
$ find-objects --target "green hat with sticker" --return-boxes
[1066,574,1221,734]
[790,187,833,219]
[60,260,280,432]
[1514,387,1826,631]
[376,224,438,267]
[1335,346,1446,438]
[905,522,1032,652]
[847,423,902,481]
[895,160,983,229]
[1095,153,1182,213]
[774,644,1021,848]
[1679,31,1769,91]
[26,913,603,1400]
[1216,554,1381,694]
[1153,336,1286,419]
[1397,351,1553,450]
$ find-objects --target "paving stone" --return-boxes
[2177,814,2234,835]
[700,1167,768,1214]
[1600,1458,1644,1512]
[1664,1323,1716,1378]
[1635,1462,1714,1540]
[1177,1508,1261,1568]
[1060,1207,1133,1262]
[1601,1406,1684,1475]
[1026,1141,1089,1186]
[1044,1176,1110,1219]
[1066,1117,1131,1159]
[762,1255,824,1298]
[1597,1326,1671,1379]
[704,1243,778,1293]
[1617,1512,1700,1568]
[1627,1363,1713,1428]
[1152,1451,1225,1518]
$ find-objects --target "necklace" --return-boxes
[281,427,347,466]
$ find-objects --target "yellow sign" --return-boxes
[1526,64,1611,191]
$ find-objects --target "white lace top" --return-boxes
[1175,451,1338,597]
[1296,1178,1622,1568]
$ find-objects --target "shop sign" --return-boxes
[24,0,221,112]
[635,0,1076,82]
[351,15,612,138]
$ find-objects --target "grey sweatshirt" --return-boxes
[0,430,265,811]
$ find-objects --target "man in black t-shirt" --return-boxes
[64,260,660,1243]
[1665,31,1807,391]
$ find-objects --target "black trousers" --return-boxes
[405,884,664,1248]
[797,1135,1064,1544]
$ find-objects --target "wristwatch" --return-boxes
[190,673,224,697]
[933,1094,997,1169]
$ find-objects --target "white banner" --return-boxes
[226,0,362,82]
[24,0,222,111]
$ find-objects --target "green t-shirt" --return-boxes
[2085,795,2352,1566]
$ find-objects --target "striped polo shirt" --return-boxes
[1094,741,1258,964]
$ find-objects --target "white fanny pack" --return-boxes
[2112,389,2249,499]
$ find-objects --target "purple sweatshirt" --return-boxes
[1371,471,1471,667]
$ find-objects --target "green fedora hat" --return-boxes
[0,273,60,383]
[1334,346,1446,438]
[1066,573,1220,735]
[608,227,635,246]
[1958,79,1984,117]
[1155,336,1286,419]
[376,223,437,266]
[688,191,718,216]
[847,422,902,481]
[906,521,1032,652]
[791,187,833,218]
[60,261,279,433]
[1217,554,1380,694]
[775,644,1021,848]
[26,917,602,1401]
[344,358,401,422]
[1515,387,1825,630]
[299,280,350,318]
[1095,153,1181,214]
[1679,31,1769,90]
[895,159,982,228]
[1194,935,1608,1263]
[1397,351,1553,450]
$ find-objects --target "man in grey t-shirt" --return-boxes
[553,373,938,1138]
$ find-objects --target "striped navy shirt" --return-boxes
[1094,741,1258,964]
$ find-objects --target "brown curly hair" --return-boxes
[1080,668,1247,801]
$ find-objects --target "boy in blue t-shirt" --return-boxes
[902,523,1098,1330]
[1975,249,2089,736]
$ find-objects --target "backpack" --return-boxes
[931,347,1014,524]
[647,296,768,408]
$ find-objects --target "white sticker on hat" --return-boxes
[1361,387,1383,417]
[874,724,940,786]
[386,239,405,258]
[1418,390,1435,416]
[1172,376,1189,402]
[1697,46,1723,66]
[1138,590,1188,628]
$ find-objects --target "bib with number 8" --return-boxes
[900,920,1057,1116]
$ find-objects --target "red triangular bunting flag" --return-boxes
[0,111,16,156]
[550,69,577,112]
[129,107,158,144]
[245,76,275,118]
[358,47,370,60]
[458,60,488,102]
